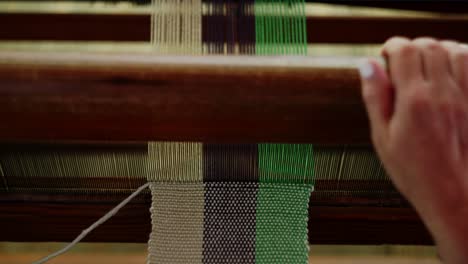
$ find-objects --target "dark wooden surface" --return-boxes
[0,52,369,144]
[315,0,468,13]
[1,13,467,44]
[0,193,432,245]
[0,14,149,42]
[9,0,468,14]
[307,16,468,44]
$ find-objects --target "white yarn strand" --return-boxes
[32,182,150,264]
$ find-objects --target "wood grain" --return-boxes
[0,52,369,144]
[306,16,468,44]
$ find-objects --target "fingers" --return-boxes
[382,37,425,89]
[441,41,468,97]
[368,37,467,135]
[413,38,452,84]
[359,58,394,138]
[382,37,468,100]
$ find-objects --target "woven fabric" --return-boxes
[148,183,205,264]
[203,182,258,264]
[255,184,312,264]
[147,1,313,263]
[148,182,312,263]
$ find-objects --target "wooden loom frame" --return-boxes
[0,53,432,245]
[2,1,466,245]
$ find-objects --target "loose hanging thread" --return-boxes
[32,182,150,264]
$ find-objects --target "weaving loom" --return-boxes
[1,0,467,262]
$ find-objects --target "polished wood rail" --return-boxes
[0,13,467,44]
[8,0,468,13]
[0,51,369,144]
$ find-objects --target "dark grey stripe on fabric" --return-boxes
[238,0,256,54]
[0,160,7,191]
[202,182,258,264]
[203,144,258,182]
[202,0,255,54]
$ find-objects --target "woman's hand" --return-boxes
[359,37,468,263]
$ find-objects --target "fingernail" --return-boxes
[358,60,374,80]
[461,44,468,49]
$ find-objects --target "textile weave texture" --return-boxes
[147,143,314,263]
[148,182,312,264]
[148,0,312,262]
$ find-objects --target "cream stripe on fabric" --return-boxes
[148,0,204,260]
[147,142,203,183]
[151,0,202,54]
[147,183,205,264]
[146,142,204,264]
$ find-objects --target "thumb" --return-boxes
[359,59,394,132]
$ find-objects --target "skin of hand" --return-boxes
[359,37,468,264]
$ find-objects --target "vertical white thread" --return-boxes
[152,0,202,54]
[147,142,203,183]
[150,0,154,46]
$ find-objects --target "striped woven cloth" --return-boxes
[150,0,307,55]
[147,143,314,263]
[148,1,312,263]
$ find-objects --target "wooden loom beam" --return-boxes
[0,13,467,44]
[0,51,369,144]
[8,0,467,14]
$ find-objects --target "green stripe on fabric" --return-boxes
[258,144,314,184]
[255,1,311,262]
[255,183,312,264]
[255,0,311,184]
[254,0,263,54]
[255,0,307,55]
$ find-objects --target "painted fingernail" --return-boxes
[358,60,374,80]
